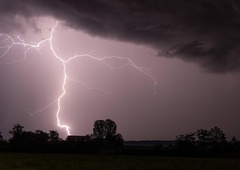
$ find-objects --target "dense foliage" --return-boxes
[0,119,124,154]
[175,127,240,157]
[1,124,240,157]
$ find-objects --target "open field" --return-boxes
[0,153,240,170]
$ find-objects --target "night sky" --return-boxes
[0,0,240,140]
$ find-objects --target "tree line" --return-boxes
[1,122,240,157]
[123,126,240,157]
[0,119,124,154]
[174,126,240,157]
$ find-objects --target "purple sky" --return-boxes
[0,0,240,140]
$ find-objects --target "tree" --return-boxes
[196,129,210,143]
[35,130,49,145]
[105,119,117,139]
[195,129,210,151]
[93,120,106,139]
[93,119,118,139]
[9,124,24,137]
[175,126,227,155]
[176,133,196,146]
[208,126,227,151]
[8,124,34,152]
[228,136,240,153]
[195,127,227,151]
[48,130,59,143]
[113,133,124,146]
[176,133,196,153]
[9,124,24,145]
[92,119,124,146]
[208,127,226,144]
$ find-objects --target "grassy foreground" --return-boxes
[0,153,240,170]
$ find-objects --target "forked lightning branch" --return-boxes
[0,22,157,135]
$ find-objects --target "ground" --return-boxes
[0,153,240,170]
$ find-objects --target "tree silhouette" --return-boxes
[8,124,24,149]
[9,124,24,138]
[93,120,106,139]
[105,119,117,139]
[92,119,124,146]
[196,129,210,152]
[8,124,35,152]
[176,132,196,153]
[228,136,240,153]
[49,130,60,143]
[175,126,227,156]
[208,126,227,152]
[1,123,240,156]
[35,130,49,143]
[34,130,49,151]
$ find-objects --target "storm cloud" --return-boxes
[1,0,240,72]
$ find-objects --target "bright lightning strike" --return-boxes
[0,21,157,136]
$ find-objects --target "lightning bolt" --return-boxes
[0,21,157,135]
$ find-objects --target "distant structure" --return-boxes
[66,135,90,142]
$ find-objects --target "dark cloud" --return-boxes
[1,0,240,72]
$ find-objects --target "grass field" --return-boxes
[0,153,240,170]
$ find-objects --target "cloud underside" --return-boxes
[1,0,240,73]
